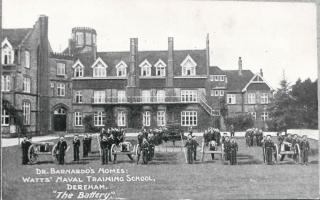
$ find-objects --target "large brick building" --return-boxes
[1,16,273,136]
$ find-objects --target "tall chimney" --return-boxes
[206,33,210,76]
[260,68,263,77]
[167,37,174,87]
[128,38,137,87]
[238,57,242,76]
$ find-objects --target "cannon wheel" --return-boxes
[294,144,301,164]
[51,144,58,163]
[274,144,279,163]
[28,145,38,164]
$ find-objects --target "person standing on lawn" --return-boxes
[230,124,235,137]
[100,135,109,165]
[83,133,91,157]
[191,136,199,161]
[264,135,274,165]
[185,135,194,164]
[209,140,217,160]
[300,135,310,165]
[229,137,238,165]
[21,136,32,165]
[73,135,80,162]
[57,136,68,165]
[223,136,231,161]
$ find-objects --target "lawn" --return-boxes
[2,136,319,200]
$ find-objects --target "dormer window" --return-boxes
[2,38,14,65]
[181,55,197,76]
[72,59,85,78]
[154,59,166,77]
[91,57,108,78]
[115,61,127,77]
[139,59,152,77]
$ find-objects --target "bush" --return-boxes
[225,114,254,131]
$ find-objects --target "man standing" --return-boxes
[229,137,238,165]
[191,136,199,161]
[230,124,235,137]
[264,135,274,165]
[209,140,216,160]
[100,135,109,165]
[83,134,90,157]
[57,136,68,165]
[21,136,32,165]
[73,135,80,162]
[300,135,310,165]
[223,136,231,161]
[185,135,194,164]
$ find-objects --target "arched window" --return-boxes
[2,38,14,65]
[74,65,84,77]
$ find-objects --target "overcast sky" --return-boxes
[3,0,317,88]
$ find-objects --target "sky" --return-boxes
[2,0,317,89]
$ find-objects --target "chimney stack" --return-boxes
[206,33,210,75]
[238,57,242,76]
[167,37,174,87]
[128,38,138,87]
[260,68,263,77]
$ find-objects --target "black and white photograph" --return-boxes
[0,0,318,199]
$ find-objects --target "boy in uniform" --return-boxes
[21,136,32,165]
[73,135,80,162]
[300,135,310,165]
[229,137,238,165]
[264,135,274,165]
[185,135,194,164]
[223,136,231,161]
[57,136,68,165]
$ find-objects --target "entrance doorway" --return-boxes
[53,107,67,131]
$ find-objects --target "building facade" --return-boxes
[1,16,273,136]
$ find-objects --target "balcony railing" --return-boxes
[91,96,199,104]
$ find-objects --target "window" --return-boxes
[93,91,105,103]
[1,75,10,91]
[76,32,84,46]
[155,59,166,77]
[74,112,83,126]
[94,111,106,126]
[117,90,126,103]
[214,76,219,81]
[57,83,65,96]
[139,60,152,77]
[23,77,31,93]
[156,90,165,102]
[25,51,30,68]
[1,109,9,126]
[250,112,256,120]
[220,90,224,96]
[214,90,219,96]
[220,76,225,81]
[181,111,197,126]
[157,111,166,126]
[57,63,66,76]
[74,65,84,77]
[261,112,269,121]
[22,101,31,125]
[143,111,151,127]
[85,33,92,45]
[116,61,127,77]
[181,90,197,102]
[142,90,151,102]
[181,55,196,76]
[2,40,14,65]
[248,93,256,104]
[93,63,107,77]
[227,94,236,104]
[74,91,82,103]
[261,93,269,104]
[117,111,126,127]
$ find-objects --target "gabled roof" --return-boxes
[91,57,108,68]
[209,66,226,75]
[139,59,152,68]
[242,73,273,92]
[224,70,254,92]
[154,59,166,68]
[180,54,197,67]
[115,60,128,68]
[3,28,32,47]
[72,59,85,69]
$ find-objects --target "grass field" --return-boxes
[2,137,319,200]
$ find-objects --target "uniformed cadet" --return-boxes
[136,132,144,164]
[209,140,217,160]
[300,135,310,165]
[73,135,80,162]
[83,134,90,157]
[229,137,238,165]
[221,132,228,144]
[249,129,254,146]
[141,137,150,164]
[185,135,194,164]
[191,136,199,161]
[230,124,235,137]
[223,136,231,161]
[21,136,32,165]
[57,136,68,165]
[100,135,109,165]
[264,135,274,165]
[216,129,221,146]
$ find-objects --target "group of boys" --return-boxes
[221,133,238,165]
[184,130,199,164]
[136,128,156,164]
[72,133,92,163]
[245,128,263,147]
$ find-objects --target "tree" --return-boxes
[225,114,254,131]
[267,79,299,132]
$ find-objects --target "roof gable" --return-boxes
[154,59,166,68]
[139,59,152,68]
[242,73,273,92]
[2,37,13,49]
[115,60,128,68]
[3,28,32,47]
[180,54,197,68]
[72,59,85,69]
[91,57,108,68]
[225,70,254,92]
